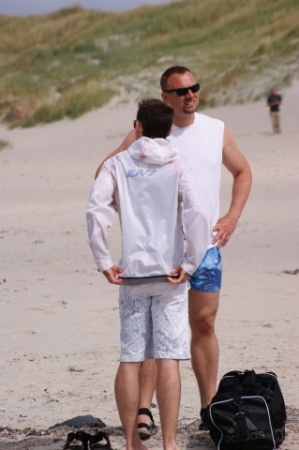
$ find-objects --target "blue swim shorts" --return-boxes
[189,247,222,292]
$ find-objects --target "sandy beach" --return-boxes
[0,81,298,449]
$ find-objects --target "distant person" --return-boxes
[86,98,210,450]
[267,87,282,133]
[95,66,252,432]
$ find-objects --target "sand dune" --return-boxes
[0,81,298,449]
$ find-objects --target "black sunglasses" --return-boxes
[133,119,138,128]
[163,83,200,96]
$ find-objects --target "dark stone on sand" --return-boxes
[50,414,106,429]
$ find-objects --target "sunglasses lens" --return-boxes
[164,83,200,96]
[176,88,188,96]
[176,83,200,96]
[191,83,200,93]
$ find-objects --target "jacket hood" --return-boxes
[128,136,178,165]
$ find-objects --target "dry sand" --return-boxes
[0,81,298,449]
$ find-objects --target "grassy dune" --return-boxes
[0,0,298,127]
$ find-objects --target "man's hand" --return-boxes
[102,265,123,285]
[212,214,238,247]
[168,267,190,284]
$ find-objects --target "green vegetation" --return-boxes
[0,0,298,127]
[0,139,10,150]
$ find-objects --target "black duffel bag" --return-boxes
[208,370,287,450]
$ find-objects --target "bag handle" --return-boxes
[243,369,257,387]
[220,370,255,388]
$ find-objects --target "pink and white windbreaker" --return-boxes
[86,136,211,277]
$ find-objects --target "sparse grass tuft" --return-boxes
[0,139,10,150]
[21,80,115,127]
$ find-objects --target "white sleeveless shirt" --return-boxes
[168,112,224,249]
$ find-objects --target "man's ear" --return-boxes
[135,120,143,138]
[136,120,142,131]
[161,92,167,102]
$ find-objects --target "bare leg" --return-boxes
[274,112,281,133]
[115,361,147,450]
[156,359,181,450]
[188,290,219,408]
[138,359,157,432]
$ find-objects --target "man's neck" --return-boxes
[173,113,196,128]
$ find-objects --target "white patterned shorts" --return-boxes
[118,282,190,362]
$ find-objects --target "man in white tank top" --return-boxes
[95,67,252,433]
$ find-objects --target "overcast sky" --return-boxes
[0,0,174,16]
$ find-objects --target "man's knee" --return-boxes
[188,290,219,335]
[190,310,216,336]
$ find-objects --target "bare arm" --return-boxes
[212,126,252,247]
[94,129,136,179]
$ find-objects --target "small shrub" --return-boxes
[0,140,10,150]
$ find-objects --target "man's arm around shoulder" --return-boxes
[94,129,135,179]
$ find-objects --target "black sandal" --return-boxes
[137,408,157,440]
[63,430,112,450]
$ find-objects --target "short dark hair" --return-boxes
[160,66,191,91]
[136,98,174,139]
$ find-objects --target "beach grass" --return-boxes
[0,139,10,150]
[0,0,298,127]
